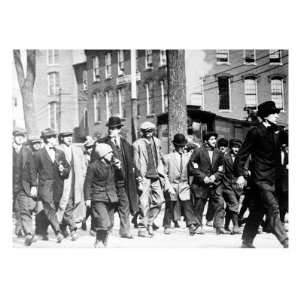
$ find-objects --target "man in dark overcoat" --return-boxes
[98,116,138,238]
[34,128,70,243]
[188,131,225,234]
[12,128,38,246]
[234,101,288,248]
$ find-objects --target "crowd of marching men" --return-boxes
[12,100,288,248]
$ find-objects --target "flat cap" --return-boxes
[40,128,57,138]
[140,121,156,131]
[13,127,27,137]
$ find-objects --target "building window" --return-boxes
[83,108,88,129]
[145,50,153,69]
[271,78,284,109]
[49,102,58,130]
[146,81,155,115]
[105,52,112,78]
[105,90,113,120]
[216,50,229,64]
[160,80,168,113]
[244,77,257,108]
[47,50,59,65]
[244,50,256,64]
[48,72,60,96]
[93,92,101,122]
[269,50,282,64]
[117,50,125,76]
[92,56,100,82]
[118,88,126,118]
[160,50,167,66]
[82,70,88,91]
[218,76,230,110]
[190,79,204,108]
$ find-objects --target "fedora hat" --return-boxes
[40,128,57,139]
[106,116,123,128]
[172,133,187,146]
[257,101,281,119]
[203,131,218,142]
[13,127,27,137]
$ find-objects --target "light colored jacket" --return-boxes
[57,144,87,221]
[163,151,191,201]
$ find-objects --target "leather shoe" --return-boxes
[241,241,255,248]
[206,220,213,227]
[231,226,241,235]
[70,230,78,241]
[81,221,87,231]
[152,223,159,231]
[121,234,134,239]
[24,234,35,246]
[147,225,155,236]
[195,226,205,235]
[164,227,171,234]
[138,229,152,238]
[56,232,64,243]
[174,221,180,228]
[216,228,227,235]
[94,239,103,248]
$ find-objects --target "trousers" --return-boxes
[116,185,131,236]
[92,201,117,231]
[242,183,288,245]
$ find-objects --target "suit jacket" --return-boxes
[163,151,191,201]
[234,123,282,189]
[12,146,37,198]
[84,159,119,203]
[98,136,138,214]
[188,145,224,197]
[34,147,70,204]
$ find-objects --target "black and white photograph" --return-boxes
[12,49,289,248]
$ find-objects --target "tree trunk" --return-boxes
[167,50,187,152]
[13,49,38,138]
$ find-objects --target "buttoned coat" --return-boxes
[163,151,191,201]
[56,144,87,220]
[188,145,224,198]
[34,147,70,204]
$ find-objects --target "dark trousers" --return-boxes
[116,186,131,236]
[223,189,240,213]
[242,184,288,245]
[83,206,95,230]
[278,191,288,223]
[35,205,49,235]
[193,186,224,228]
[42,199,61,235]
[13,195,22,234]
[163,199,198,228]
[59,198,78,232]
[206,200,215,222]
[92,201,117,232]
[15,191,36,235]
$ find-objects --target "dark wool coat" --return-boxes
[34,147,70,204]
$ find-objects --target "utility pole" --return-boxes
[131,49,138,142]
[167,50,188,151]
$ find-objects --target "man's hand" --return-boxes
[204,176,210,184]
[30,186,37,198]
[86,200,91,207]
[58,163,64,173]
[136,176,143,183]
[236,176,246,189]
[209,175,216,183]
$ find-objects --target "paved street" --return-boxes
[12,210,283,248]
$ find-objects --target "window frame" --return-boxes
[271,77,284,110]
[244,77,258,108]
[47,49,59,66]
[269,50,282,65]
[117,50,125,76]
[159,50,167,67]
[47,72,59,96]
[216,50,230,64]
[93,92,101,123]
[218,76,231,111]
[243,50,256,65]
[105,52,112,79]
[92,56,100,82]
[145,50,153,69]
[49,102,58,130]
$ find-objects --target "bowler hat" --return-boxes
[172,133,187,146]
[257,101,281,119]
[203,131,218,142]
[40,128,57,139]
[140,121,156,131]
[13,127,27,137]
[217,138,228,148]
[229,138,242,148]
[106,116,123,128]
[30,138,42,145]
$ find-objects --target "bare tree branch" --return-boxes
[13,50,25,88]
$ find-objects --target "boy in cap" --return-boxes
[234,101,288,248]
[189,131,225,234]
[221,138,244,234]
[133,121,173,237]
[162,133,200,235]
[12,128,38,246]
[84,143,122,247]
[34,128,70,243]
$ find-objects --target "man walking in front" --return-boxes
[12,128,38,246]
[234,101,288,248]
[133,121,172,237]
[98,116,138,239]
[189,131,225,234]
[34,128,70,243]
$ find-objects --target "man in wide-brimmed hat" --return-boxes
[12,127,38,246]
[162,133,200,235]
[234,100,288,248]
[97,116,138,239]
[34,128,70,243]
[189,131,225,234]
